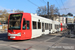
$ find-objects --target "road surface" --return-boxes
[0,30,75,50]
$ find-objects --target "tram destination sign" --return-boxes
[11,14,22,17]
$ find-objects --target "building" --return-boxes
[67,18,74,24]
[66,15,74,24]
[53,15,74,24]
[53,16,67,24]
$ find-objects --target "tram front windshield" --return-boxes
[8,14,23,30]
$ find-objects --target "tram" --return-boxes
[8,13,66,40]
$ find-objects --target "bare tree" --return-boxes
[0,10,9,21]
[36,6,47,15]
[36,5,59,19]
[49,5,59,19]
[49,5,55,19]
[15,10,23,13]
[0,9,24,22]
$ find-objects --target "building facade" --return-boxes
[53,15,74,24]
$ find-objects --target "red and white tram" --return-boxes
[8,13,67,40]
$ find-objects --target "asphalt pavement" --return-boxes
[0,30,75,50]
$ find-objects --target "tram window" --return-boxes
[59,25,60,28]
[57,25,58,29]
[58,25,60,28]
[23,19,26,29]
[38,22,41,29]
[46,24,48,29]
[55,25,57,29]
[47,23,48,29]
[48,24,49,29]
[49,24,50,31]
[58,25,59,29]
[60,25,61,28]
[42,23,45,32]
[27,21,30,29]
[45,23,46,29]
[55,25,56,29]
[51,24,52,29]
[33,21,37,29]
[45,23,47,30]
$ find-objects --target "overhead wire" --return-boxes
[42,0,46,4]
[28,0,39,7]
[55,0,61,8]
[61,0,67,13]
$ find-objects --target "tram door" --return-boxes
[42,23,45,32]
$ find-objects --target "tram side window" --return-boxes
[27,21,30,29]
[48,24,49,29]
[55,25,57,29]
[56,25,57,29]
[58,25,59,28]
[51,24,52,29]
[59,25,60,28]
[46,23,48,29]
[45,23,47,30]
[38,22,41,29]
[33,21,37,29]
[49,24,51,31]
[47,23,48,29]
[42,23,45,32]
[45,23,46,29]
[55,25,56,29]
[57,25,58,29]
[23,19,26,29]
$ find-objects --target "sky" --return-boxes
[0,0,75,15]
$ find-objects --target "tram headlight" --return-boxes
[17,32,21,35]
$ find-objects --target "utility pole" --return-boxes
[47,2,49,18]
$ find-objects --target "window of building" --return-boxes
[38,22,41,29]
[33,21,37,29]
